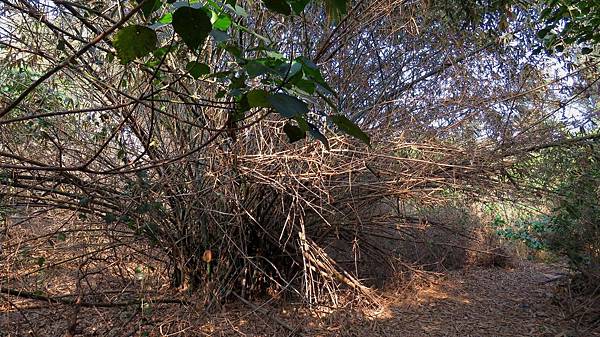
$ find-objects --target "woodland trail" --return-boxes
[1,262,596,336]
[153,262,595,336]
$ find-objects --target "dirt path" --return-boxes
[2,262,596,336]
[297,262,592,337]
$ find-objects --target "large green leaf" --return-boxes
[172,6,212,51]
[283,122,306,143]
[292,77,316,94]
[329,115,370,146]
[297,57,337,96]
[113,25,158,64]
[186,61,210,79]
[247,89,271,108]
[267,93,308,118]
[245,60,272,77]
[277,60,302,79]
[262,0,291,15]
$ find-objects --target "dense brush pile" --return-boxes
[1,118,511,306]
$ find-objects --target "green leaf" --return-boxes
[172,6,212,51]
[223,44,243,58]
[158,12,173,24]
[294,115,309,132]
[235,94,250,117]
[247,89,271,108]
[540,7,552,19]
[137,0,162,18]
[329,115,370,146]
[278,61,303,78]
[291,77,316,94]
[146,45,171,67]
[37,256,45,267]
[267,93,308,117]
[308,123,330,149]
[57,39,66,51]
[288,0,310,14]
[186,61,210,78]
[113,25,158,64]
[135,266,145,280]
[283,122,306,143]
[581,47,593,54]
[245,60,272,77]
[212,13,232,31]
[106,52,115,63]
[57,232,67,241]
[229,74,247,90]
[152,46,170,59]
[298,57,337,96]
[262,0,291,15]
[234,4,248,17]
[210,30,230,42]
[266,50,286,60]
[103,212,117,224]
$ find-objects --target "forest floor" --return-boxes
[2,260,596,337]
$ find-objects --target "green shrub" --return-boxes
[495,141,599,278]
[547,153,600,275]
[492,214,551,251]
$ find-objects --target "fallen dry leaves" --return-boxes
[2,261,596,337]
